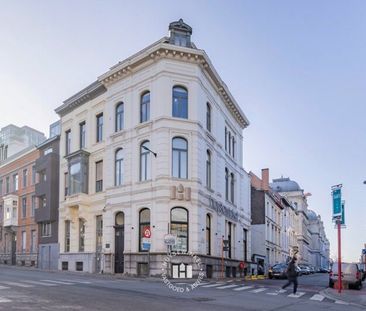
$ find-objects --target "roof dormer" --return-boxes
[169,19,192,48]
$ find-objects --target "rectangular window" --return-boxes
[31,195,36,216]
[32,166,36,184]
[243,229,248,262]
[96,113,103,142]
[0,179,2,195]
[95,160,103,193]
[23,169,28,188]
[6,177,9,194]
[44,147,53,155]
[65,130,71,155]
[64,172,69,198]
[22,196,27,218]
[41,222,51,237]
[79,121,86,149]
[39,196,46,208]
[65,220,70,252]
[13,174,18,192]
[31,230,37,253]
[79,218,85,252]
[22,231,26,253]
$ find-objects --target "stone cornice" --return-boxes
[98,41,249,129]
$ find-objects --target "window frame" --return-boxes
[172,137,188,179]
[206,102,211,132]
[140,91,150,123]
[206,150,211,189]
[95,160,103,193]
[79,121,86,149]
[115,102,124,132]
[170,207,189,253]
[139,208,151,252]
[172,86,188,119]
[65,129,71,155]
[115,148,124,186]
[206,214,211,255]
[96,113,103,143]
[140,141,151,181]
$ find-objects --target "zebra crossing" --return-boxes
[0,278,92,303]
[174,280,348,305]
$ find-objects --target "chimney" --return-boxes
[261,168,269,191]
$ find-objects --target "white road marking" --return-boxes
[267,289,286,296]
[0,286,10,290]
[249,288,267,293]
[233,285,254,291]
[288,292,305,298]
[201,283,225,288]
[310,294,324,301]
[0,297,11,303]
[22,280,57,286]
[40,280,74,285]
[58,279,91,284]
[226,280,234,283]
[335,300,349,305]
[1,281,34,288]
[197,282,210,286]
[216,284,239,289]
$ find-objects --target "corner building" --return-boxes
[55,20,251,277]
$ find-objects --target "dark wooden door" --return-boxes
[114,226,124,273]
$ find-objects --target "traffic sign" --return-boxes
[142,237,151,250]
[164,234,176,246]
[332,186,342,218]
[143,226,151,238]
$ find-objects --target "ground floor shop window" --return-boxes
[170,207,188,253]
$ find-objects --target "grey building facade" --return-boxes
[35,133,60,270]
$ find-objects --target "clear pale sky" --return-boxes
[1,1,365,262]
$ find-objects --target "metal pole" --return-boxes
[337,219,342,293]
[221,237,224,279]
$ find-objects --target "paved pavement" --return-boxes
[0,266,364,311]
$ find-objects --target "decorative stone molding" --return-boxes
[170,184,191,201]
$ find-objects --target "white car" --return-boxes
[329,262,363,290]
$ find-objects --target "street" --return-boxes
[0,266,364,311]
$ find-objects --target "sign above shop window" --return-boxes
[209,197,239,222]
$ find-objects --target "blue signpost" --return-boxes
[331,184,342,293]
[332,187,342,219]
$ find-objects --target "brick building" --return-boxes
[0,147,41,266]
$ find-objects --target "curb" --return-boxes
[319,289,366,308]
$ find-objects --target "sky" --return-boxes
[0,0,365,262]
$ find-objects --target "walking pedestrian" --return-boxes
[282,257,298,294]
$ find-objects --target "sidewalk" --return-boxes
[321,286,366,307]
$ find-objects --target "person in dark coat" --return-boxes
[282,257,298,294]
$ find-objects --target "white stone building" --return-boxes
[55,19,251,277]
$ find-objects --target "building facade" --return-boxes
[55,19,252,277]
[250,169,286,273]
[0,147,40,266]
[34,127,60,270]
[0,124,45,162]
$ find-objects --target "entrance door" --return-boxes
[11,233,16,265]
[95,216,103,273]
[114,212,125,274]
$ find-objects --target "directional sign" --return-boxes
[340,201,345,225]
[164,234,176,246]
[332,187,342,218]
[142,237,151,251]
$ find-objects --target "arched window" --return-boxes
[230,173,235,203]
[225,168,229,200]
[79,218,86,252]
[115,212,124,226]
[115,149,123,186]
[140,141,151,181]
[115,102,124,132]
[140,92,150,123]
[206,103,211,132]
[206,214,211,255]
[206,150,211,189]
[172,137,188,179]
[172,86,188,119]
[171,207,188,252]
[139,208,151,252]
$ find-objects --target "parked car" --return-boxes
[329,262,363,290]
[360,269,366,281]
[319,267,329,273]
[268,263,288,279]
[296,266,302,276]
[298,265,311,275]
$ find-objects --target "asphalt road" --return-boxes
[0,266,363,311]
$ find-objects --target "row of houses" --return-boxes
[0,19,329,277]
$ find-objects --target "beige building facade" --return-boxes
[56,20,251,277]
